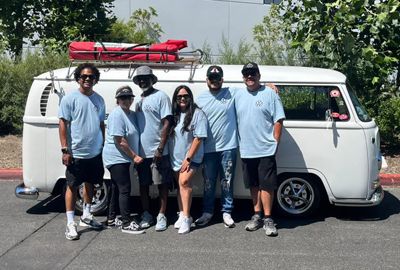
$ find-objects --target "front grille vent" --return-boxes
[40,83,52,116]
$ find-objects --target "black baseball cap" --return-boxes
[115,85,135,98]
[241,62,260,75]
[207,65,223,80]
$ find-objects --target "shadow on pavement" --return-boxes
[26,194,64,215]
[24,190,400,230]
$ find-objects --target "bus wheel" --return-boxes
[276,175,321,217]
[72,181,109,216]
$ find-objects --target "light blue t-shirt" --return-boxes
[169,109,208,171]
[235,86,285,158]
[58,90,105,159]
[196,87,238,153]
[135,89,172,158]
[102,106,140,168]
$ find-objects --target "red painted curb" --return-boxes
[0,169,22,180]
[380,174,400,187]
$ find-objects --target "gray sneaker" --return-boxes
[263,218,278,236]
[245,214,263,231]
[195,212,213,227]
[79,214,103,230]
[140,211,154,229]
[155,213,167,231]
[65,222,79,240]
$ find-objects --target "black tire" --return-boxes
[275,174,322,217]
[63,181,109,216]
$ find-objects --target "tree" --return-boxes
[278,0,400,145]
[253,4,303,65]
[279,0,399,102]
[105,7,163,44]
[0,1,41,57]
[217,35,253,64]
[0,0,116,57]
[38,0,116,51]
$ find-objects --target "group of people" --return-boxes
[58,61,285,240]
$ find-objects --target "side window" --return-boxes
[279,85,349,121]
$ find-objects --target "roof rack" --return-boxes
[66,49,204,81]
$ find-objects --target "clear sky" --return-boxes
[112,0,270,54]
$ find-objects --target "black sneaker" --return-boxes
[79,214,103,230]
[107,216,123,228]
[245,214,263,231]
[121,221,145,235]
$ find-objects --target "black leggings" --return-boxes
[108,163,131,226]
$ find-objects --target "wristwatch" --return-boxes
[61,147,69,154]
[186,157,191,163]
[157,147,164,154]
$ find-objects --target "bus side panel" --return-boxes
[278,122,368,199]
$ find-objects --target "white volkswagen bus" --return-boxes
[16,60,384,217]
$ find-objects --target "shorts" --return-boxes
[136,156,173,186]
[66,153,104,188]
[241,156,277,191]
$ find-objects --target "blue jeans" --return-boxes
[202,149,237,214]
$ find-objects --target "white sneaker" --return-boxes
[174,212,184,229]
[65,222,79,240]
[178,217,192,234]
[194,212,213,227]
[222,212,235,228]
[174,212,194,229]
[155,213,167,231]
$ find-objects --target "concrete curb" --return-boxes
[1,168,399,187]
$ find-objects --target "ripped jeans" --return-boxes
[202,149,237,214]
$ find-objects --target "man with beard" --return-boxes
[194,65,237,228]
[133,66,173,231]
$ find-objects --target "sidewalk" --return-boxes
[1,168,399,187]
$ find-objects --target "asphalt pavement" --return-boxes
[0,180,399,269]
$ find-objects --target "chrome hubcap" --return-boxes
[277,177,314,215]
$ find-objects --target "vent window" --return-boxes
[40,83,52,116]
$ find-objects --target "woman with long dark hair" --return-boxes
[169,85,208,234]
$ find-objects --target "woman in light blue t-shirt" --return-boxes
[169,85,208,234]
[102,86,144,235]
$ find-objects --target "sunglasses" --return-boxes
[242,70,258,77]
[80,74,96,81]
[176,94,190,100]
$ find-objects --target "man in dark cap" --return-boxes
[235,62,285,237]
[191,65,237,229]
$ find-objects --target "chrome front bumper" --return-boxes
[332,186,384,207]
[15,182,39,200]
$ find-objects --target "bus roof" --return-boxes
[36,64,347,84]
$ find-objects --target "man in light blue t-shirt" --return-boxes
[133,66,173,232]
[235,62,285,237]
[195,65,238,228]
[58,63,105,240]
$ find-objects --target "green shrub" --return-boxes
[0,51,69,135]
[375,97,400,147]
